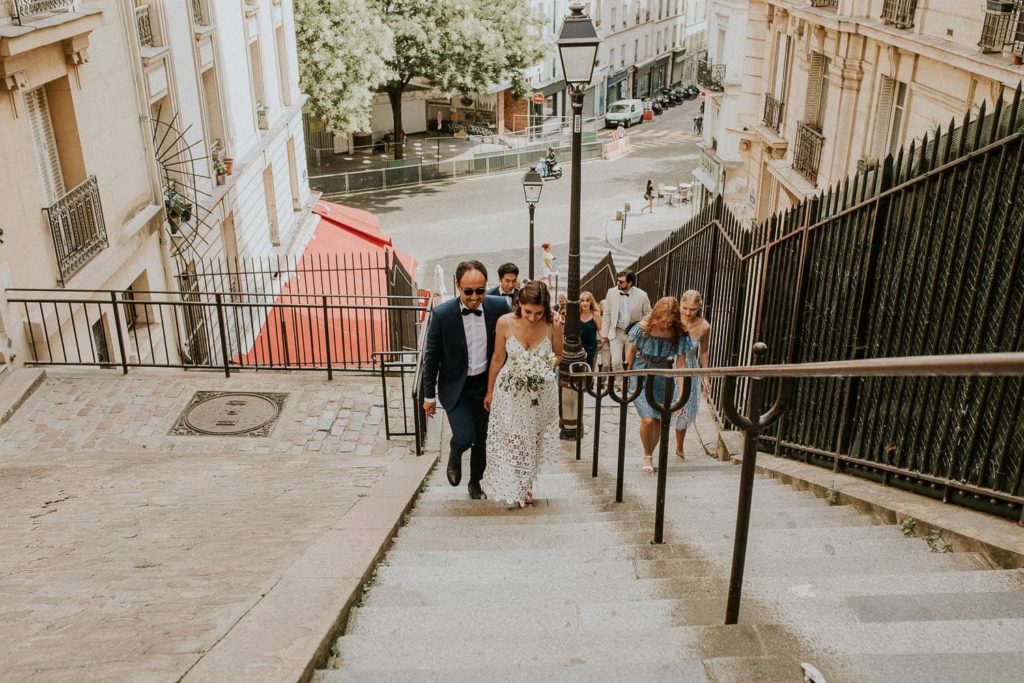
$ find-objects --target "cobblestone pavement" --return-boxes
[0,369,415,682]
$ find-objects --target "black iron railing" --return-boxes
[762,93,784,131]
[43,176,108,286]
[11,0,75,25]
[793,122,825,184]
[810,0,838,8]
[8,288,429,377]
[579,87,1024,522]
[135,4,155,47]
[697,59,725,91]
[881,0,917,29]
[568,349,1024,624]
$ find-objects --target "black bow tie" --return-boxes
[462,308,482,317]
[620,291,630,297]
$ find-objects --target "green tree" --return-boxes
[293,0,393,136]
[371,0,544,159]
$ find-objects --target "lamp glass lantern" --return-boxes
[522,166,544,205]
[556,3,601,88]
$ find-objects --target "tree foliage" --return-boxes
[293,0,393,134]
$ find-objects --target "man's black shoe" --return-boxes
[468,481,486,499]
[446,452,462,487]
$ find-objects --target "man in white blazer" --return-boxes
[600,268,652,370]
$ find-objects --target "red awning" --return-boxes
[235,202,420,369]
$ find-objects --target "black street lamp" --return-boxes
[522,166,543,280]
[556,2,600,438]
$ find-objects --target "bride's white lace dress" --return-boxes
[481,335,560,506]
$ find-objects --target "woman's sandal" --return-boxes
[675,448,685,461]
[642,455,654,474]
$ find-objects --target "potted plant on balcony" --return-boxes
[214,159,227,185]
[164,189,193,231]
[256,103,269,129]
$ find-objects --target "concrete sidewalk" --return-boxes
[0,369,436,682]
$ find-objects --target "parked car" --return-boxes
[605,99,644,127]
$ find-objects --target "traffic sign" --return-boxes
[532,92,545,105]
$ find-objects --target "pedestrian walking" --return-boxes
[541,243,556,288]
[693,116,703,135]
[579,291,603,369]
[599,269,652,370]
[641,179,655,214]
[674,289,712,459]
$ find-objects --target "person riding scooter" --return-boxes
[540,147,563,180]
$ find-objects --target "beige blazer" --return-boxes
[600,286,652,338]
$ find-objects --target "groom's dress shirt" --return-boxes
[461,302,488,376]
[617,288,632,329]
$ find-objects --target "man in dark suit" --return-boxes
[486,262,520,307]
[422,260,511,499]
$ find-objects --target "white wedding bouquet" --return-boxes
[499,348,558,406]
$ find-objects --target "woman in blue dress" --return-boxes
[625,297,690,473]
[674,289,712,459]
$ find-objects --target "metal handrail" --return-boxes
[566,346,1024,625]
[409,299,435,455]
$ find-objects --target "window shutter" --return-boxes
[772,35,791,100]
[25,86,65,204]
[870,76,896,159]
[803,53,824,128]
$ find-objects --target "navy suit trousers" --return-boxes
[446,372,489,485]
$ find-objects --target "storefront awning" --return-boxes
[692,166,720,195]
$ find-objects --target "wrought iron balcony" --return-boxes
[793,122,825,185]
[11,0,76,25]
[44,176,109,285]
[880,0,918,29]
[810,0,838,7]
[135,4,155,48]
[763,94,784,132]
[697,59,725,92]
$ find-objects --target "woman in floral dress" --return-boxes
[674,289,711,459]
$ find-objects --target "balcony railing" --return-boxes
[44,176,109,285]
[763,94,784,131]
[11,0,75,25]
[697,59,725,91]
[880,0,917,29]
[793,123,825,185]
[135,4,155,48]
[810,0,838,7]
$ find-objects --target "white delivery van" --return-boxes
[605,99,644,128]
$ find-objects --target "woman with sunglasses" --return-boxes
[481,281,563,508]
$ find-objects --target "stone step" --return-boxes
[402,509,652,527]
[371,557,636,585]
[382,544,662,568]
[831,652,1024,683]
[345,596,780,637]
[746,568,1024,598]
[390,528,653,552]
[360,575,729,608]
[315,660,717,682]
[332,623,769,670]
[636,551,991,580]
[409,498,647,516]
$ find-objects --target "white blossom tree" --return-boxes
[294,0,393,136]
[371,0,544,159]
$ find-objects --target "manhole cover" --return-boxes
[169,391,288,437]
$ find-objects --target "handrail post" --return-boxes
[645,372,690,544]
[109,291,129,375]
[607,374,644,503]
[322,295,333,381]
[721,343,792,624]
[214,293,230,377]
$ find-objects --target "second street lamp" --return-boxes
[522,166,543,281]
[556,2,600,439]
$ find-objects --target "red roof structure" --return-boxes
[235,201,420,370]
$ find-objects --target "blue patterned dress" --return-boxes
[675,332,702,429]
[629,325,690,419]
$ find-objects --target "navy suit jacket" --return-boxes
[422,295,510,409]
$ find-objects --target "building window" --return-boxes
[201,67,227,159]
[25,85,66,204]
[611,6,616,28]
[621,43,626,66]
[274,25,291,107]
[803,53,830,131]
[610,47,616,69]
[263,164,280,245]
[286,137,301,210]
[870,76,909,159]
[248,37,266,127]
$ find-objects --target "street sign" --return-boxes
[532,92,545,105]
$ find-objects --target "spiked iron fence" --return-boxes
[579,86,1024,521]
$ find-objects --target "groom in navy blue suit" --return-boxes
[422,260,511,499]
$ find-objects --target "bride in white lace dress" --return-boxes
[481,282,563,508]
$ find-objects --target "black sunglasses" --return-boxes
[462,287,487,296]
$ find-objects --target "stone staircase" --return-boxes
[315,415,1024,682]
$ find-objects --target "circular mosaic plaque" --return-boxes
[181,393,283,436]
